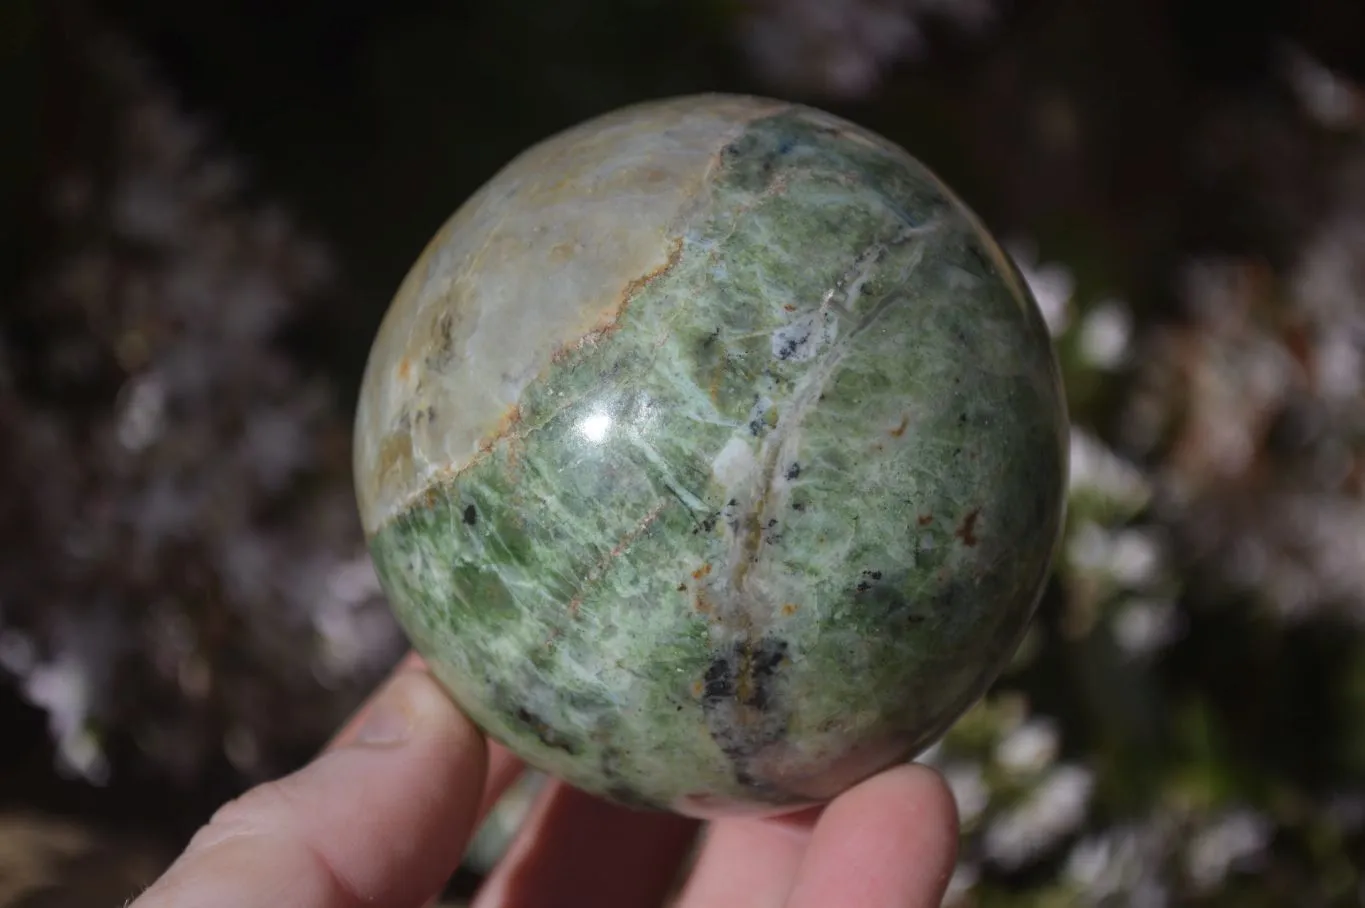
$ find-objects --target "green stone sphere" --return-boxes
[354,94,1068,817]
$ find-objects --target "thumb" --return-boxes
[132,662,489,908]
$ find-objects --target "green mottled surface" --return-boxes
[355,94,1068,817]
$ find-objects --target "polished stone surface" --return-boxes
[354,94,1068,817]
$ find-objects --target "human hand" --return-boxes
[131,654,960,908]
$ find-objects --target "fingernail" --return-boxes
[349,678,416,747]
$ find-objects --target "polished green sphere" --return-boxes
[354,94,1067,817]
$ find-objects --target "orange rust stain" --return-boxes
[692,562,712,580]
[781,603,798,616]
[579,314,625,348]
[691,679,704,698]
[426,446,493,489]
[621,235,684,301]
[955,508,981,547]
[551,310,617,360]
[917,513,933,526]
[889,414,909,438]
[377,432,414,481]
[478,404,524,454]
[566,504,669,617]
[609,501,666,559]
[694,593,714,615]
[496,403,524,434]
[505,439,523,473]
[547,237,686,363]
[397,356,412,381]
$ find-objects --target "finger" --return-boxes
[473,780,701,908]
[672,807,821,908]
[324,649,429,748]
[784,764,959,908]
[331,653,526,826]
[132,663,490,908]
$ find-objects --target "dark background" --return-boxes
[2,0,1365,904]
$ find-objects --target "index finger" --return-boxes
[132,656,495,908]
[785,764,960,908]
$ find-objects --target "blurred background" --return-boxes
[2,0,1365,904]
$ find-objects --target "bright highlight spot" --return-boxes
[579,411,613,443]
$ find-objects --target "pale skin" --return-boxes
[131,653,960,908]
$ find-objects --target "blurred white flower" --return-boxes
[942,762,990,826]
[1283,45,1364,130]
[942,861,980,906]
[1112,598,1185,658]
[1068,428,1151,509]
[1009,239,1075,337]
[1066,521,1167,591]
[1108,529,1165,588]
[995,717,1060,776]
[0,26,400,786]
[1079,299,1134,369]
[1186,809,1272,892]
[116,372,167,452]
[738,0,999,98]
[23,654,108,784]
[984,764,1095,869]
[1066,821,1171,907]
